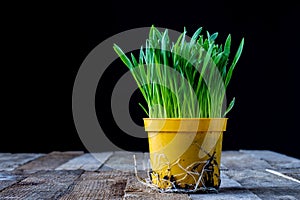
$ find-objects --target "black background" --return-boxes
[3,1,300,158]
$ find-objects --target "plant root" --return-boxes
[133,152,219,193]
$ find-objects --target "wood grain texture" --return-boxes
[124,178,190,200]
[0,153,43,171]
[241,150,300,169]
[0,171,27,191]
[225,169,300,199]
[278,168,300,180]
[17,151,83,172]
[221,151,272,170]
[0,150,298,199]
[0,170,83,199]
[59,171,131,200]
[100,151,145,172]
[56,152,112,171]
[124,192,191,200]
[190,173,261,200]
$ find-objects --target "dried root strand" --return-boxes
[133,154,219,193]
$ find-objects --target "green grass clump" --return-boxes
[113,26,244,118]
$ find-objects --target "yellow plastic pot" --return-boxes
[144,118,227,191]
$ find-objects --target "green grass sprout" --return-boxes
[113,26,244,118]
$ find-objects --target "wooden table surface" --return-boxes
[0,150,299,199]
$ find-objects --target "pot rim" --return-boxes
[143,118,228,132]
[143,118,228,120]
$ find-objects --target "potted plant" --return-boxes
[113,26,244,192]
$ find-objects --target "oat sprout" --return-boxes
[114,25,244,118]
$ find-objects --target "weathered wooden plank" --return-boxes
[220,173,245,188]
[189,173,261,200]
[124,178,190,200]
[190,190,260,200]
[0,171,27,191]
[124,173,260,200]
[124,177,154,193]
[0,153,43,171]
[100,151,145,172]
[275,168,300,181]
[124,192,191,200]
[55,152,112,171]
[221,151,272,170]
[224,169,300,199]
[248,187,300,200]
[0,153,10,159]
[0,151,297,199]
[0,170,83,199]
[59,171,131,200]
[17,151,83,172]
[225,169,300,188]
[240,150,299,162]
[240,150,300,169]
